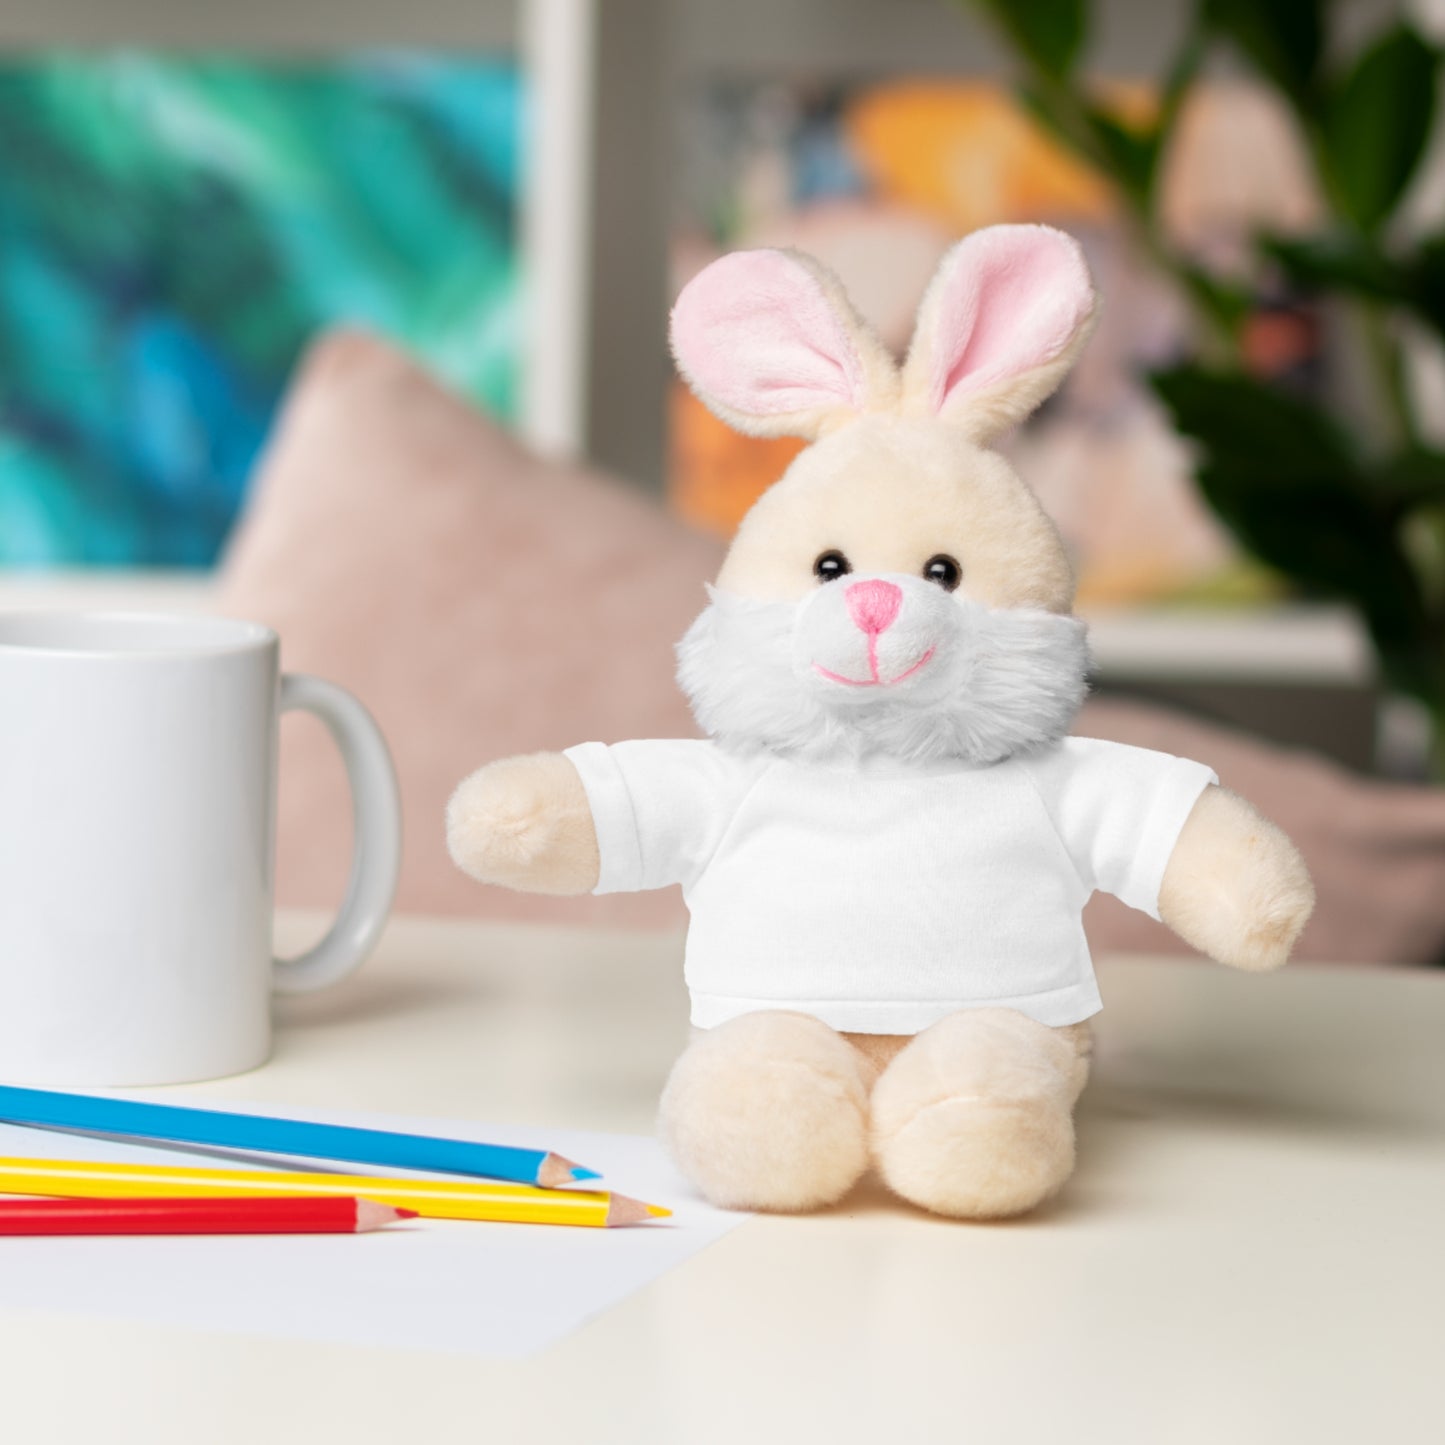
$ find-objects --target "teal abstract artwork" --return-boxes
[0,52,523,567]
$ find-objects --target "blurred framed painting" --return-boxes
[0,51,522,567]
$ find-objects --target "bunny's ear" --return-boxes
[670,249,898,441]
[901,225,1098,444]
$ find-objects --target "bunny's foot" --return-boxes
[659,1011,872,1212]
[870,1009,1089,1219]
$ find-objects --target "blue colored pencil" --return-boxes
[0,1085,601,1188]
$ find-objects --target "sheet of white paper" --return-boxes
[0,1102,749,1357]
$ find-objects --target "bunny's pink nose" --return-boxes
[845,579,902,635]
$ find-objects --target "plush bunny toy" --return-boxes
[447,225,1315,1219]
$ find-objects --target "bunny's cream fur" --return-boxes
[448,225,1314,1219]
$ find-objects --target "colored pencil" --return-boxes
[0,1158,671,1228]
[0,1195,414,1236]
[0,1084,599,1187]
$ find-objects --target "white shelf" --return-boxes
[1084,604,1374,687]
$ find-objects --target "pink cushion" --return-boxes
[218,330,720,927]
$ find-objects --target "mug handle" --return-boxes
[272,674,402,995]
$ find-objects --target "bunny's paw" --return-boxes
[446,752,599,894]
[1159,785,1315,973]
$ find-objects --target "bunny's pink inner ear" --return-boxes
[918,226,1096,419]
[670,251,874,435]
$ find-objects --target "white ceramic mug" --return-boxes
[0,611,401,1086]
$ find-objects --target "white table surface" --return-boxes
[2,913,1442,1445]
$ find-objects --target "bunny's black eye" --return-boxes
[923,554,962,591]
[813,550,852,583]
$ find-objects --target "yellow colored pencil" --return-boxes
[0,1157,669,1228]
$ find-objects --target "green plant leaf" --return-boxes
[1202,0,1323,109]
[1264,233,1398,300]
[1150,364,1359,483]
[1266,229,1445,344]
[1081,103,1156,203]
[1015,79,1091,161]
[1378,448,1445,511]
[965,0,1085,79]
[1176,263,1254,335]
[1149,364,1439,696]
[1407,233,1445,339]
[1320,24,1438,233]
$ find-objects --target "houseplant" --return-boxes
[967,0,1445,770]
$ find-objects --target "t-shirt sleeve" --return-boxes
[1024,738,1218,920]
[562,740,750,895]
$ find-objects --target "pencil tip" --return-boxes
[606,1193,672,1227]
[356,1199,419,1231]
[538,1153,600,1188]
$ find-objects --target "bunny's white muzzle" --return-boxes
[677,584,1091,767]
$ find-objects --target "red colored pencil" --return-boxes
[0,1195,416,1236]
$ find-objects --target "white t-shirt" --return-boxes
[564,738,1216,1033]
